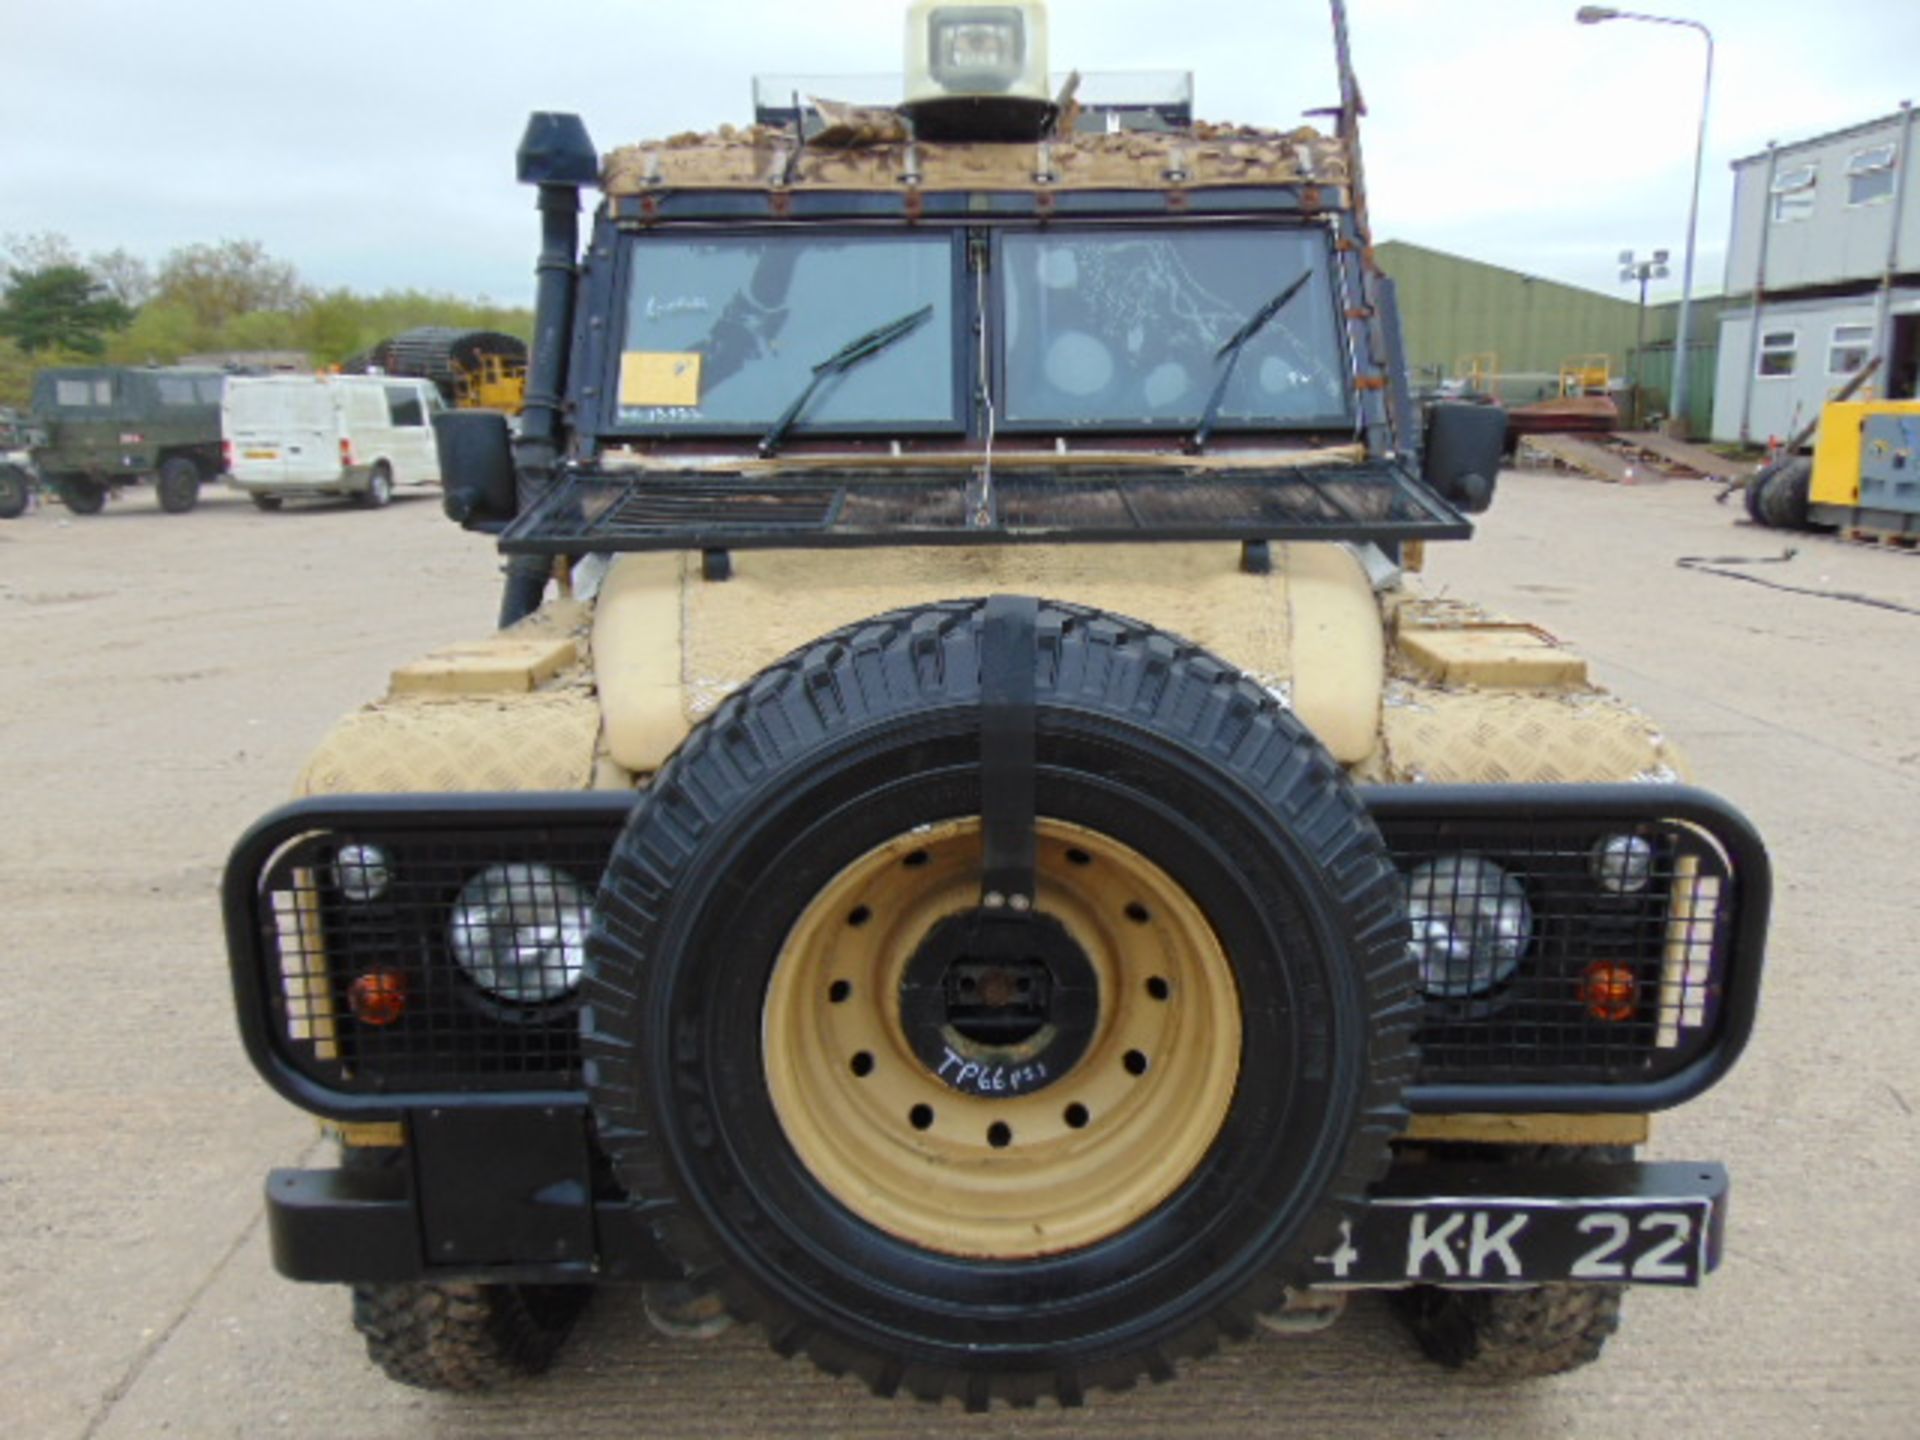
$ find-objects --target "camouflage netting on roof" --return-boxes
[603,122,1348,194]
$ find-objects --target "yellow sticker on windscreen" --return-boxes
[620,351,703,407]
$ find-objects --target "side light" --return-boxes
[1591,833,1656,894]
[334,843,393,904]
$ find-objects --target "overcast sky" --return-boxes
[3,0,1915,308]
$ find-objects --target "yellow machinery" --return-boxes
[358,328,529,415]
[451,350,528,413]
[1810,399,1920,528]
[1454,352,1499,397]
[1558,354,1611,397]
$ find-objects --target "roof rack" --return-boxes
[497,459,1467,555]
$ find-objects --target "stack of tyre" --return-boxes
[1744,456,1814,531]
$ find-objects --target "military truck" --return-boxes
[28,365,226,515]
[0,407,38,519]
[222,0,1770,1410]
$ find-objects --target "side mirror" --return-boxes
[1422,402,1506,514]
[434,411,518,529]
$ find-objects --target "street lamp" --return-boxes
[1619,248,1671,427]
[1577,6,1714,438]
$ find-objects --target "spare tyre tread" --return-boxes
[584,599,1416,1410]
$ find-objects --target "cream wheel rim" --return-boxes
[762,817,1243,1259]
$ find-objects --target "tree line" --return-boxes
[0,233,532,408]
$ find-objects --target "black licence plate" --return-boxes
[1308,1161,1727,1289]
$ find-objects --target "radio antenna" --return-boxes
[1326,0,1376,251]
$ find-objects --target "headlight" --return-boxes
[334,842,392,904]
[929,7,1027,90]
[1405,855,1531,998]
[1591,833,1656,894]
[448,863,590,1003]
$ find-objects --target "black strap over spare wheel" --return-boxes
[979,594,1039,907]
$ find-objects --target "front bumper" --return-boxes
[230,470,360,497]
[266,1107,1726,1291]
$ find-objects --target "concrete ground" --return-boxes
[1,472,1915,1438]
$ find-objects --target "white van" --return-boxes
[223,375,445,510]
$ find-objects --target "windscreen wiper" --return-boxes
[1188,271,1312,453]
[758,304,936,458]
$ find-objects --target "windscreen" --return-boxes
[615,234,958,432]
[1001,228,1352,429]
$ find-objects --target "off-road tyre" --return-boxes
[356,463,394,509]
[55,475,106,515]
[584,598,1418,1409]
[350,1281,591,1392]
[1396,1144,1627,1379]
[155,456,202,514]
[0,464,28,519]
[1398,1284,1622,1380]
[250,493,284,512]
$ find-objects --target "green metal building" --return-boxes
[1375,240,1722,435]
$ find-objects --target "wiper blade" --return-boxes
[758,303,936,458]
[1188,271,1312,453]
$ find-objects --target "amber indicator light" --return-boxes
[1580,961,1638,1023]
[349,970,408,1027]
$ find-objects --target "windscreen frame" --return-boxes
[595,224,975,442]
[988,218,1359,438]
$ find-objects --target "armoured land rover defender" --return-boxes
[27,365,226,515]
[223,0,1769,1410]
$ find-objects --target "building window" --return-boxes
[1758,330,1799,378]
[1829,323,1875,375]
[1771,163,1817,222]
[1846,143,1897,206]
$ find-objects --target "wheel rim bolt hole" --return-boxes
[1066,848,1092,867]
[902,850,930,869]
[829,979,852,1004]
[1064,1102,1090,1129]
[909,1103,935,1130]
[850,1051,875,1078]
[1124,1049,1149,1077]
[987,1121,1013,1149]
[1125,902,1152,925]
[1146,976,1171,1002]
[846,905,871,928]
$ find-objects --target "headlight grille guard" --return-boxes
[224,786,1768,1121]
